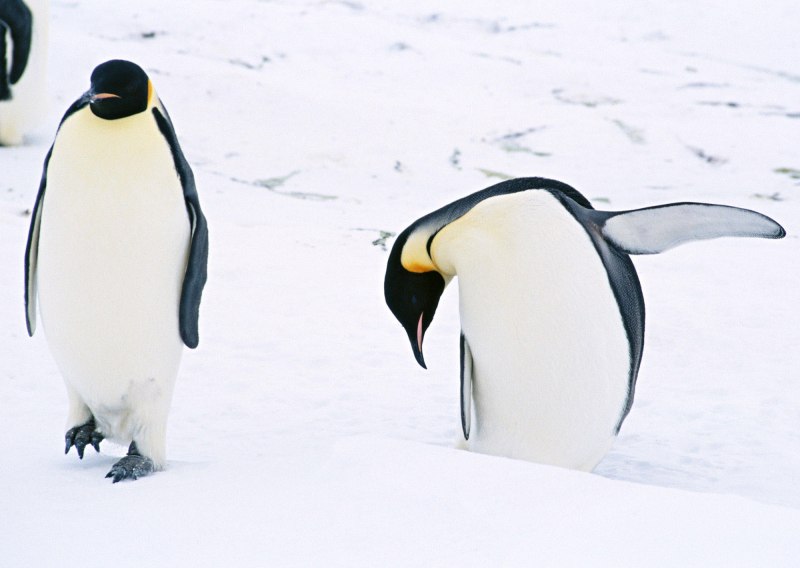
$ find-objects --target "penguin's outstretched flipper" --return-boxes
[106,442,155,483]
[64,417,104,459]
[595,203,785,255]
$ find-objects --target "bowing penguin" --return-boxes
[384,177,784,471]
[0,0,48,145]
[24,59,208,482]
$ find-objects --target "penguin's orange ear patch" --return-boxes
[147,80,153,106]
[401,230,438,273]
[403,260,434,273]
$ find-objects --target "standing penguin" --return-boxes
[24,59,208,482]
[0,0,48,145]
[384,178,784,471]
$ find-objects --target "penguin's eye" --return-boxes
[411,294,418,306]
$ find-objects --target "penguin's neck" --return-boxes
[430,190,588,337]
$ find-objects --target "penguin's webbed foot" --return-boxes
[65,418,104,459]
[106,442,155,483]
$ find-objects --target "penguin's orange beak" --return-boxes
[410,313,427,369]
[90,92,121,102]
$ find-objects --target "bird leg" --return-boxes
[64,417,104,459]
[105,441,155,483]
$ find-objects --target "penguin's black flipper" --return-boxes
[23,146,52,335]
[459,332,473,440]
[64,418,104,459]
[106,442,155,483]
[0,0,32,99]
[152,106,208,349]
[595,203,786,255]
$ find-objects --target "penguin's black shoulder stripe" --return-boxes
[152,106,208,349]
[0,0,33,99]
[422,177,593,256]
[0,23,9,101]
[24,94,92,335]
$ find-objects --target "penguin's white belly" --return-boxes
[432,191,631,471]
[37,107,189,442]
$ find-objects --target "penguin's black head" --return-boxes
[88,59,150,120]
[384,229,446,369]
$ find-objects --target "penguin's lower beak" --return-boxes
[90,92,121,103]
[409,313,427,369]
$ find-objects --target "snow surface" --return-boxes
[2,1,799,566]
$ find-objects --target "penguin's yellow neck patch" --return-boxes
[401,228,438,273]
[147,80,154,107]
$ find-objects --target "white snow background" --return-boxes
[1,1,799,566]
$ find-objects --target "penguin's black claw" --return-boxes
[91,431,103,453]
[105,443,154,483]
[64,419,104,459]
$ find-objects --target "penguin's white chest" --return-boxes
[431,191,631,471]
[36,107,190,437]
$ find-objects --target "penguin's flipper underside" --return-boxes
[152,106,208,349]
[0,0,33,98]
[64,418,104,459]
[597,203,785,255]
[106,442,154,483]
[24,146,55,336]
[460,332,474,440]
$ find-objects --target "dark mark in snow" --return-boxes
[486,128,550,156]
[751,192,783,201]
[210,170,338,201]
[477,168,513,180]
[498,141,551,156]
[394,161,404,172]
[472,52,522,65]
[679,82,730,89]
[351,229,396,251]
[325,0,364,10]
[681,53,800,83]
[552,88,621,108]
[610,119,645,144]
[774,167,800,181]
[450,149,461,169]
[255,171,300,190]
[230,56,272,70]
[639,68,668,76]
[686,145,726,165]
[494,127,545,141]
[698,100,741,108]
[488,21,555,33]
[762,110,800,119]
